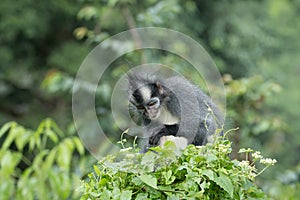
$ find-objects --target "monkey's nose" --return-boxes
[147,109,159,119]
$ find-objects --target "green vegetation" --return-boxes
[1,0,300,199]
[0,119,89,200]
[81,133,275,199]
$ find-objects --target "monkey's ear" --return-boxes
[156,82,164,95]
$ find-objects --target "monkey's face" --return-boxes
[144,97,161,119]
[129,83,164,120]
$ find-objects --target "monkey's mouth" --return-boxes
[147,109,160,120]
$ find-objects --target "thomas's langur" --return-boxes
[127,70,223,152]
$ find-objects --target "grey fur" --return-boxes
[128,71,224,152]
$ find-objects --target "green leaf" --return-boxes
[43,148,57,171]
[57,141,72,171]
[94,165,101,176]
[33,130,42,150]
[132,177,143,186]
[32,150,49,172]
[99,178,108,186]
[0,122,14,139]
[101,189,111,199]
[2,124,24,150]
[135,193,148,200]
[167,194,180,200]
[0,151,22,177]
[73,137,85,155]
[48,119,64,137]
[163,170,176,185]
[112,187,121,199]
[206,153,218,162]
[15,130,32,151]
[141,152,155,172]
[45,129,59,143]
[214,173,234,198]
[202,169,215,180]
[140,174,158,189]
[120,190,132,200]
[16,168,34,199]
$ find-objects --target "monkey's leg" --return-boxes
[149,128,169,146]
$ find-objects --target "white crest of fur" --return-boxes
[139,86,151,102]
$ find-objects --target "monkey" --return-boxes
[127,70,224,152]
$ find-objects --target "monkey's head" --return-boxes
[129,82,166,120]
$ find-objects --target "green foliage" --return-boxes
[224,75,285,157]
[0,0,87,127]
[80,133,275,199]
[0,119,86,200]
[1,0,300,198]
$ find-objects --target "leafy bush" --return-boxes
[0,119,86,200]
[80,131,276,200]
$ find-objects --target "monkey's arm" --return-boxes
[149,124,178,146]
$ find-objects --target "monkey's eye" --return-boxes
[147,97,160,108]
[148,101,156,106]
[136,105,145,110]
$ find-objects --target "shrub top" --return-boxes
[80,136,274,200]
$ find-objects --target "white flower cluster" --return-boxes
[218,143,231,154]
[252,151,263,160]
[238,160,256,180]
[259,158,277,165]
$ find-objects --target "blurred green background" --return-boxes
[0,0,300,199]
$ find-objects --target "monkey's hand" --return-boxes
[149,129,169,146]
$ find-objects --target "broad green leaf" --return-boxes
[43,148,57,171]
[167,194,180,200]
[45,129,59,143]
[0,122,14,139]
[32,150,49,172]
[73,137,85,155]
[163,170,172,180]
[15,130,32,151]
[99,178,108,186]
[100,189,111,199]
[48,119,64,137]
[132,177,143,186]
[0,179,14,199]
[141,152,155,172]
[163,170,176,185]
[0,151,22,177]
[112,187,121,199]
[206,153,218,162]
[16,168,34,200]
[202,169,215,180]
[2,125,24,150]
[57,141,72,171]
[120,190,132,200]
[135,193,148,200]
[140,174,158,189]
[214,173,234,198]
[48,171,71,199]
